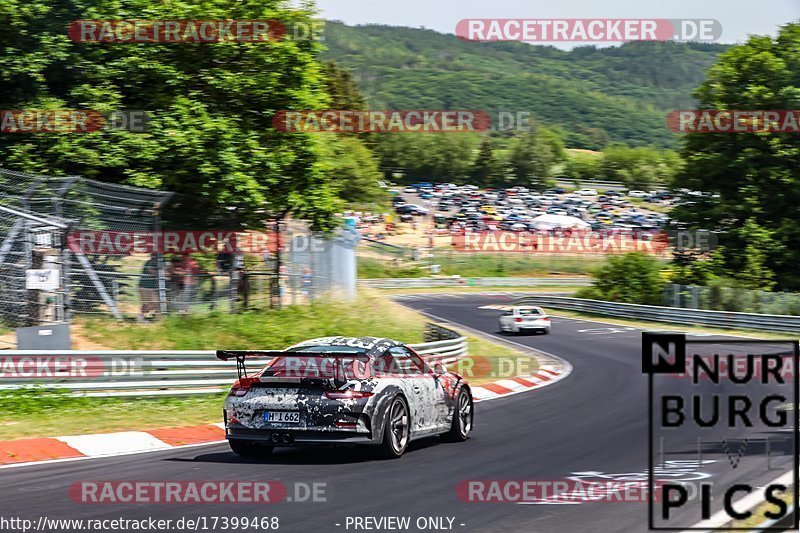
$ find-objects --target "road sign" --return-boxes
[25,268,59,290]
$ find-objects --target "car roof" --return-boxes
[287,336,403,356]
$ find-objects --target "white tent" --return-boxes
[530,214,590,230]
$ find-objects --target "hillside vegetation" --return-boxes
[322,22,727,148]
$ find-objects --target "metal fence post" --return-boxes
[230,268,239,313]
[62,246,72,322]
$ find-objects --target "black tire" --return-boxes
[228,439,274,457]
[377,395,410,459]
[444,387,473,442]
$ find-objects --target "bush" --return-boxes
[577,252,666,305]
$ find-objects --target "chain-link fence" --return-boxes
[0,203,72,326]
[0,169,357,325]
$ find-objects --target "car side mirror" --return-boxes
[433,363,446,377]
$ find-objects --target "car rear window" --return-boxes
[518,308,542,316]
[265,353,371,379]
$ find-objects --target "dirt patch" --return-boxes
[69,323,111,350]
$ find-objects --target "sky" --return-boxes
[311,0,799,48]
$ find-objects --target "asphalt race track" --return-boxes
[0,294,796,533]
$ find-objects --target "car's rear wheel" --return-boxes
[377,396,410,459]
[229,439,274,457]
[445,388,473,442]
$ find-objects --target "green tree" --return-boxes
[735,219,781,290]
[320,136,384,203]
[431,135,478,183]
[562,151,601,185]
[469,137,501,187]
[324,61,366,110]
[507,127,555,190]
[0,0,339,230]
[321,61,384,204]
[671,22,800,289]
[578,252,666,305]
[599,145,659,189]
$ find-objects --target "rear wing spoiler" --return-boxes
[216,350,368,380]
[216,350,286,361]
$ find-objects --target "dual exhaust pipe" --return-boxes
[271,432,293,444]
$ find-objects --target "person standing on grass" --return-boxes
[177,253,201,313]
[138,254,160,320]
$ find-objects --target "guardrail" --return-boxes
[360,277,592,289]
[511,295,800,334]
[0,323,468,397]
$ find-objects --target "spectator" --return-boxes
[176,253,201,313]
[138,254,159,321]
[166,254,184,307]
[216,249,233,273]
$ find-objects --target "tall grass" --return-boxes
[358,253,607,278]
[80,291,428,350]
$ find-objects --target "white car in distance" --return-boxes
[498,306,552,335]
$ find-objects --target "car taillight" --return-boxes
[229,377,256,397]
[542,317,550,321]
[325,390,374,400]
[515,317,523,322]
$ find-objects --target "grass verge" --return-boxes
[728,488,794,529]
[358,254,610,278]
[79,291,428,350]
[375,285,583,294]
[450,331,538,387]
[0,392,226,440]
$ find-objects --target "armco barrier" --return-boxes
[0,324,468,397]
[360,277,591,289]
[513,295,800,334]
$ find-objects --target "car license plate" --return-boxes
[264,411,300,424]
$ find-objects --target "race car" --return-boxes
[498,305,551,335]
[217,336,473,459]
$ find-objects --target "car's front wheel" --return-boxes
[377,395,410,459]
[444,388,473,442]
[228,439,274,457]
